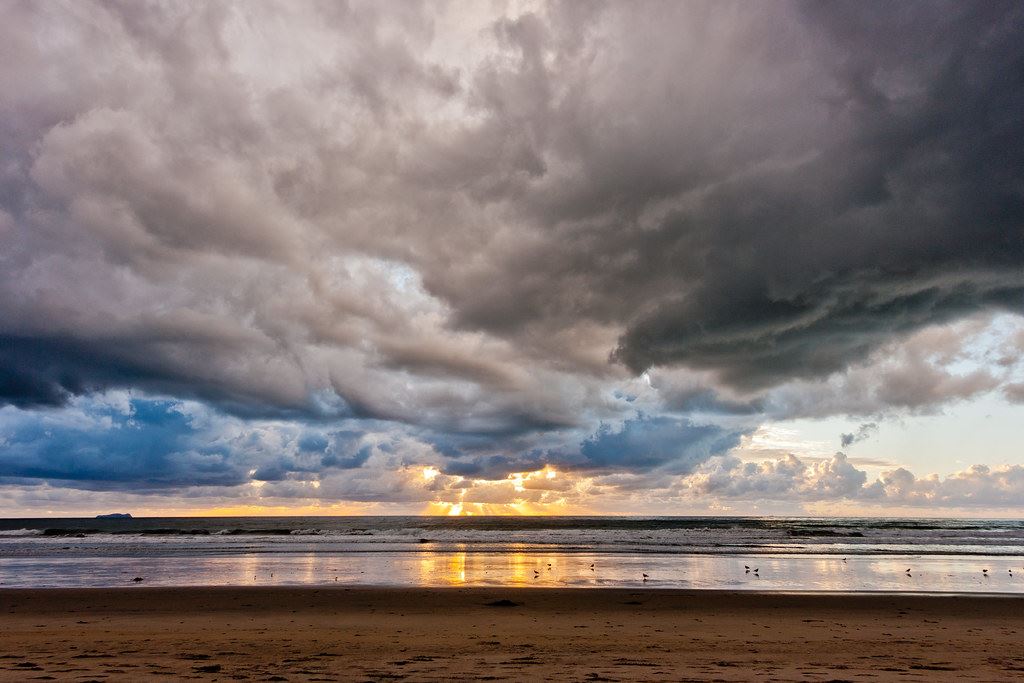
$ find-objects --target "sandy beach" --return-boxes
[1,587,1022,681]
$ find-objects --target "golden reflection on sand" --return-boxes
[417,549,468,585]
[508,546,533,585]
[448,551,467,584]
[416,553,439,586]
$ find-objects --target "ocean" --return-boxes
[2,516,1023,592]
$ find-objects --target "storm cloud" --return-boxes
[0,1,1022,504]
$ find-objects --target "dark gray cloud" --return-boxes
[448,0,1024,390]
[840,423,878,449]
[0,0,1021,475]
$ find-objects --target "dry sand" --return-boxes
[1,587,1023,681]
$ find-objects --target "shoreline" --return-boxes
[5,584,1024,597]
[3,587,1024,680]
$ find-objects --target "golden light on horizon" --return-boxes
[416,463,593,516]
[508,465,558,492]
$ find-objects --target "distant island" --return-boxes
[95,513,133,519]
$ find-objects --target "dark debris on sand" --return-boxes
[485,599,520,607]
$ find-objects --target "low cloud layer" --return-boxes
[1,1,1023,511]
[681,453,1024,510]
[2,392,1021,515]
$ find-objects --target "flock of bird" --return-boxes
[903,566,1021,578]
[233,560,1024,585]
[534,561,1024,583]
[534,562,984,582]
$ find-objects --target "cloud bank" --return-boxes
[0,1,1022,511]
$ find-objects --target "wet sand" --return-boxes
[1,587,1023,681]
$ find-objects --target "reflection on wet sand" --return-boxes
[2,551,1024,592]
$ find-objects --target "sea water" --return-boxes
[1,516,1022,592]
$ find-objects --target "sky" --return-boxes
[1,0,1023,517]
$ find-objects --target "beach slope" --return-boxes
[1,587,1022,681]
